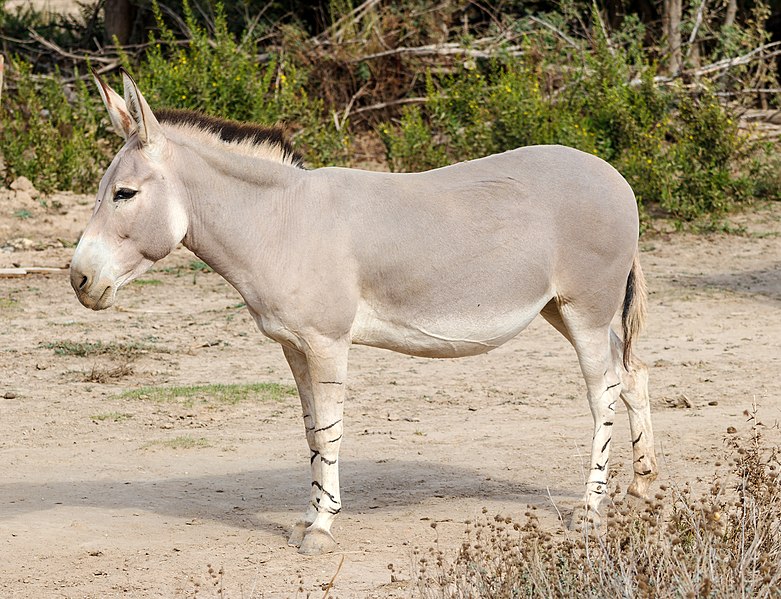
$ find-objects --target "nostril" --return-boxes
[79,275,89,290]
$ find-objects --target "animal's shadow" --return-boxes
[672,262,781,303]
[0,459,576,540]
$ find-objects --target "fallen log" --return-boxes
[0,267,67,278]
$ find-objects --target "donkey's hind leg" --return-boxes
[543,302,617,524]
[610,330,658,499]
[556,313,624,527]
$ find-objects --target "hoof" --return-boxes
[288,521,309,547]
[627,478,656,500]
[298,528,337,556]
[623,491,652,508]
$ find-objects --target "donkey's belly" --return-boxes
[350,297,550,358]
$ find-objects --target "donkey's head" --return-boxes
[70,70,188,310]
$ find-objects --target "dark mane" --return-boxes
[155,109,304,168]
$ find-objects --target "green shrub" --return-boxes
[0,60,118,193]
[122,0,349,168]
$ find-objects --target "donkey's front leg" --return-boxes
[285,339,349,555]
[282,346,320,548]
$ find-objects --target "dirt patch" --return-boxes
[1,190,780,597]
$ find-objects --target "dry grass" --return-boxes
[81,361,135,383]
[413,405,780,598]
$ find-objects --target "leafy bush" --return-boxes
[0,60,117,193]
[120,0,349,168]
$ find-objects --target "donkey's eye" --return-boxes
[113,188,138,202]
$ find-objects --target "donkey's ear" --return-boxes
[120,68,164,152]
[91,67,135,140]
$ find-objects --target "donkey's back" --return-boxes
[330,145,639,359]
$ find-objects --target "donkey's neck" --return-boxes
[171,138,308,305]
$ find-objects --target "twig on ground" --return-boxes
[321,555,345,599]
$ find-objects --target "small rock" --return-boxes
[3,391,17,399]
[726,426,737,434]
[9,176,36,195]
[6,238,34,251]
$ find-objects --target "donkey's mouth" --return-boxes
[76,284,116,311]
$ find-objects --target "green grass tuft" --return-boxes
[119,382,297,406]
[91,412,133,422]
[132,278,163,286]
[44,340,160,357]
[147,435,211,450]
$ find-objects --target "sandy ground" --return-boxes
[1,186,780,598]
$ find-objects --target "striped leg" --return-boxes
[283,340,348,555]
[282,346,320,547]
[610,330,658,498]
[567,324,623,528]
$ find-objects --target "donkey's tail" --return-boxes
[621,251,647,370]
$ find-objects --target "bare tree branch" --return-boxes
[353,42,523,63]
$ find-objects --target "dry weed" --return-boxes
[413,405,781,598]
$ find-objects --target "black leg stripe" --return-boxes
[310,450,320,464]
[328,434,343,444]
[312,481,337,503]
[314,419,342,433]
[318,381,343,385]
[601,437,611,453]
[632,432,643,446]
[320,456,337,465]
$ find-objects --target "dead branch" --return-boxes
[27,29,116,65]
[685,0,707,60]
[350,97,428,116]
[353,42,523,63]
[630,41,781,87]
[696,41,781,76]
[527,16,579,49]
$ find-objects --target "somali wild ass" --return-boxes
[70,69,658,555]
